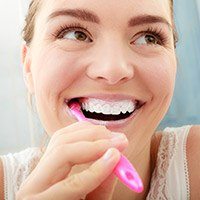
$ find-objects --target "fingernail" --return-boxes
[111,132,124,137]
[110,134,128,143]
[103,148,114,161]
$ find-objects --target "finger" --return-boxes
[47,122,111,151]
[36,148,121,200]
[51,121,94,140]
[48,126,125,152]
[29,137,128,193]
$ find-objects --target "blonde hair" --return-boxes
[22,0,41,46]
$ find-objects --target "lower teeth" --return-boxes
[81,108,134,121]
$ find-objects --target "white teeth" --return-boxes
[94,104,102,113]
[102,104,111,115]
[112,105,121,115]
[81,98,136,115]
[121,105,128,114]
[88,102,95,113]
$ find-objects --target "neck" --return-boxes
[112,141,152,200]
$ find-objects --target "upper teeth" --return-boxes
[81,98,136,115]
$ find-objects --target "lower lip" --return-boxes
[66,103,143,129]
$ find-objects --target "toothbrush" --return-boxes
[69,102,144,193]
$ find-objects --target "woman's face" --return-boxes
[24,0,176,150]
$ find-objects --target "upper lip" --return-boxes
[65,93,146,105]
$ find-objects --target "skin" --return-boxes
[14,0,186,199]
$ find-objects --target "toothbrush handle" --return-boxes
[114,155,143,193]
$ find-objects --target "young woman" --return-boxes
[0,0,200,199]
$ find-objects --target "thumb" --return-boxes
[86,171,117,200]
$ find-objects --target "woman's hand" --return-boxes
[16,121,128,200]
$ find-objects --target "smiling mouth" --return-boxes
[65,97,145,122]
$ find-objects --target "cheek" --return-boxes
[141,55,177,97]
[32,48,86,97]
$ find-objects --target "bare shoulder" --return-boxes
[187,125,200,199]
[0,158,4,200]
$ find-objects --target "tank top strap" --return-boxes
[147,125,192,200]
[164,125,192,200]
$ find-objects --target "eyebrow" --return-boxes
[47,8,172,29]
[48,9,100,24]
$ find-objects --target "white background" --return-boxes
[0,0,43,154]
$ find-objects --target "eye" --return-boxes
[134,34,159,46]
[63,30,92,42]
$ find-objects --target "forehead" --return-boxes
[39,0,171,24]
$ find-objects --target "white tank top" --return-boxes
[0,147,43,200]
[0,125,191,200]
[146,125,191,200]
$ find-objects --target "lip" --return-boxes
[64,93,146,104]
[79,107,143,129]
[64,93,146,129]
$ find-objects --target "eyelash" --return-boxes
[136,27,168,46]
[52,22,168,46]
[52,22,91,40]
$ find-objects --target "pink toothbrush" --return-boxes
[69,102,144,193]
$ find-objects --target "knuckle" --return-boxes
[51,130,62,141]
[48,134,60,149]
[76,121,92,127]
[64,174,84,191]
[92,141,102,151]
[93,125,110,136]
[52,145,67,156]
[94,138,109,149]
[88,167,102,185]
[62,175,84,198]
[91,142,109,159]
[95,125,107,132]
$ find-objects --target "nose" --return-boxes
[86,42,134,85]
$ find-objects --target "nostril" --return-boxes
[86,61,135,85]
